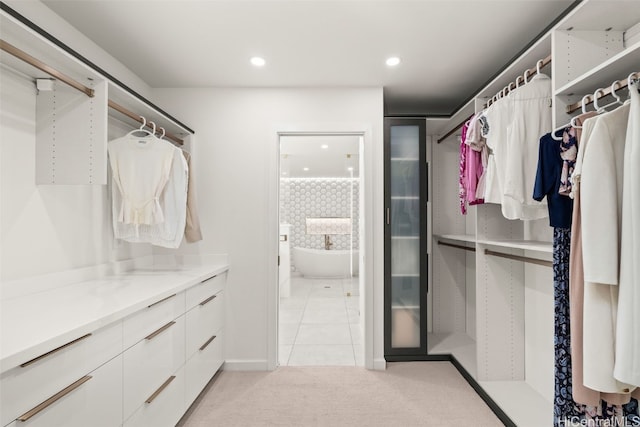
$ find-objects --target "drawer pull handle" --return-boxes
[199,294,217,306]
[145,321,176,341]
[17,375,92,421]
[20,333,92,368]
[147,293,176,308]
[200,275,217,284]
[199,335,217,351]
[145,376,176,404]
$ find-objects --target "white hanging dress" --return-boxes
[614,83,640,388]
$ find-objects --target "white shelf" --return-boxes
[391,305,419,310]
[555,39,640,96]
[556,1,640,32]
[390,157,419,161]
[391,236,419,240]
[478,381,553,427]
[476,238,552,253]
[391,196,419,200]
[435,234,476,244]
[391,274,419,278]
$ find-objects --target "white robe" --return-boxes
[581,102,635,394]
[615,83,640,387]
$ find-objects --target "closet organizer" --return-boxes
[427,1,640,426]
[1,4,222,427]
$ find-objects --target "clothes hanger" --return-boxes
[551,94,591,141]
[126,116,155,138]
[159,127,166,139]
[523,68,531,84]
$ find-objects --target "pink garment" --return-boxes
[464,113,485,205]
[459,123,469,214]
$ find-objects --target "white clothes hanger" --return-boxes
[523,68,531,84]
[159,127,166,139]
[126,116,155,138]
[551,94,591,141]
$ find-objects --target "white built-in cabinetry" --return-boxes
[0,265,227,427]
[428,1,640,426]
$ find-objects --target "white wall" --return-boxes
[151,87,384,369]
[1,1,156,283]
[0,68,152,283]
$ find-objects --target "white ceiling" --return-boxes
[41,0,577,115]
[280,135,360,178]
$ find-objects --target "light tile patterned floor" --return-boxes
[279,275,362,366]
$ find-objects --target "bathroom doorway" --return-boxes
[278,134,364,366]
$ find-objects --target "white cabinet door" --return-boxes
[123,314,185,421]
[124,364,185,427]
[0,321,122,427]
[185,274,225,311]
[185,290,223,358]
[123,292,185,350]
[185,331,223,408]
[10,354,122,427]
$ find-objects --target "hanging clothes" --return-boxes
[182,150,204,243]
[459,122,469,215]
[615,81,640,388]
[464,112,485,206]
[481,96,510,206]
[108,133,175,226]
[503,73,551,221]
[580,103,635,395]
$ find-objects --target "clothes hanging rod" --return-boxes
[484,249,552,267]
[566,71,639,114]
[1,2,195,136]
[108,100,184,146]
[436,113,475,144]
[0,39,94,97]
[438,240,476,252]
[485,54,552,108]
[436,54,552,144]
[1,39,184,146]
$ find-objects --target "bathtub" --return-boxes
[292,247,359,278]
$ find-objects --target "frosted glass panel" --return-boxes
[391,199,419,236]
[390,160,419,197]
[391,239,420,275]
[391,276,420,307]
[390,126,420,158]
[391,307,420,348]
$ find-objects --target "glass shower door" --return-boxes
[384,118,427,357]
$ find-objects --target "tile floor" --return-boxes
[279,274,363,366]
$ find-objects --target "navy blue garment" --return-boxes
[533,132,574,228]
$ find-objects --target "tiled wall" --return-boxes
[280,178,360,250]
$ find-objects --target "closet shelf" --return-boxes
[478,381,552,427]
[428,332,477,378]
[476,238,552,253]
[555,39,640,96]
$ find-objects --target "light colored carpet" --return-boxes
[177,362,504,427]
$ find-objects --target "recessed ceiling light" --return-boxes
[303,167,309,171]
[250,57,266,67]
[347,167,354,171]
[321,144,329,149]
[282,172,287,175]
[386,57,401,67]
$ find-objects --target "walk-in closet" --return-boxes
[1,0,640,426]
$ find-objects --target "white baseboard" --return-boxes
[373,358,387,370]
[222,360,269,371]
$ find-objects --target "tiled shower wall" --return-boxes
[280,178,360,251]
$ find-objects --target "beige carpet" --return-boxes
[177,362,503,427]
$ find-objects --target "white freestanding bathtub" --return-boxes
[292,247,359,278]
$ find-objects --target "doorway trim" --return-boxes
[268,123,375,370]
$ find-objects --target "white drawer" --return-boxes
[123,291,185,350]
[185,331,223,409]
[123,314,185,421]
[124,364,185,427]
[185,290,223,358]
[0,321,122,427]
[185,273,225,310]
[7,354,122,427]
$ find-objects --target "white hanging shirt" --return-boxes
[112,143,188,248]
[503,73,550,221]
[108,134,175,225]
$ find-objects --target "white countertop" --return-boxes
[0,260,228,374]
